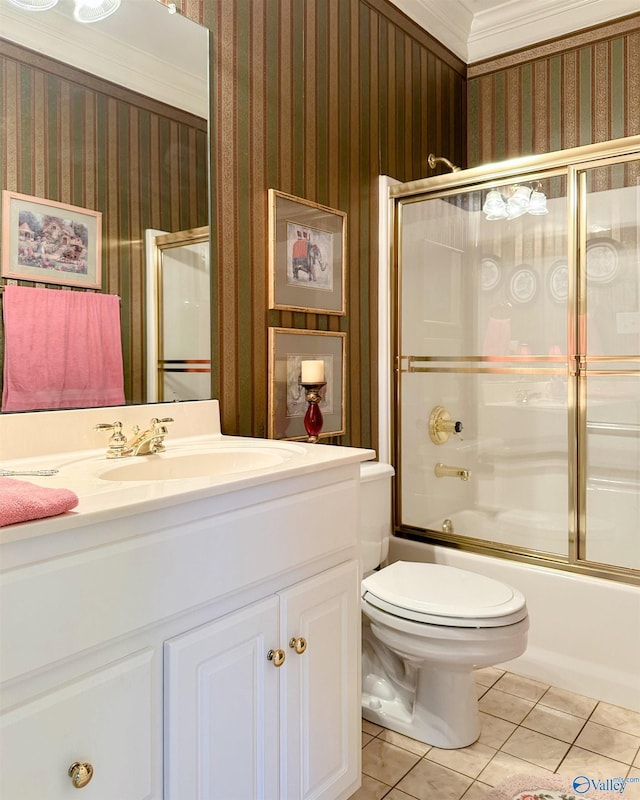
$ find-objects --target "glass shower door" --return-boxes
[580,160,640,571]
[397,174,572,558]
[147,226,211,403]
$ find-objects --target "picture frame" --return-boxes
[1,191,102,289]
[268,327,346,440]
[268,189,346,315]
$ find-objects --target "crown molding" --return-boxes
[386,0,473,61]
[388,0,639,63]
[467,0,640,63]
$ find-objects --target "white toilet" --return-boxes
[360,461,529,749]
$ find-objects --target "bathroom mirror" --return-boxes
[0,0,210,410]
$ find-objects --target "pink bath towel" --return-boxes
[2,285,125,411]
[0,478,79,527]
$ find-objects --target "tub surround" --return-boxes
[0,400,374,799]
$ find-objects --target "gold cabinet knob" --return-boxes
[68,762,94,788]
[289,636,307,654]
[267,648,286,667]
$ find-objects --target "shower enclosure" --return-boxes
[392,136,640,584]
[146,226,211,403]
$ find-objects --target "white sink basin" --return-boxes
[98,447,295,482]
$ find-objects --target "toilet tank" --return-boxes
[360,461,395,573]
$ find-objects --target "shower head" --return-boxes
[427,153,461,173]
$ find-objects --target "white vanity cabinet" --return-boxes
[0,649,155,800]
[0,427,368,800]
[165,560,360,800]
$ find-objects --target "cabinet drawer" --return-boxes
[0,649,154,800]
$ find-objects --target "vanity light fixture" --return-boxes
[73,0,121,23]
[482,183,548,220]
[7,0,121,21]
[528,186,549,215]
[6,0,59,10]
[482,189,507,220]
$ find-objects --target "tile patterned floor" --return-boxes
[350,668,640,800]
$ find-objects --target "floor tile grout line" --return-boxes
[358,671,639,800]
[365,711,639,760]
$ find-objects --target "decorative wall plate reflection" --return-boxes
[480,256,501,291]
[586,238,619,284]
[548,260,568,303]
[510,267,538,304]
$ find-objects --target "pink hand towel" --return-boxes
[0,478,79,527]
[2,285,125,412]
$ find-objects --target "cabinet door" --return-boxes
[280,561,361,800]
[164,596,280,800]
[0,649,154,800]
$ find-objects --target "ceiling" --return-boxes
[390,0,639,63]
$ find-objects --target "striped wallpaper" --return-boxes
[184,0,467,447]
[0,40,208,405]
[467,14,640,166]
[1,1,465,450]
[11,4,633,451]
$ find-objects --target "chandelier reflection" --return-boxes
[482,184,548,220]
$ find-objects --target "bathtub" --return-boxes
[427,508,571,555]
[387,537,640,712]
[426,502,634,569]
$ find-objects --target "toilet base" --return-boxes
[362,665,481,749]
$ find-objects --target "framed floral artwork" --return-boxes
[1,191,102,289]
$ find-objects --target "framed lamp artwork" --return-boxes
[268,327,346,440]
[1,191,102,289]
[268,189,346,315]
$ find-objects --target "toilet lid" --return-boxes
[362,561,527,627]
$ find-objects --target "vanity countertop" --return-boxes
[0,400,375,543]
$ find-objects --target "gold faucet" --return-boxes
[95,418,174,458]
[434,463,471,481]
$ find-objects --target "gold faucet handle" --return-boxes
[151,417,174,436]
[95,421,123,433]
[428,406,463,445]
[94,422,127,456]
[147,417,174,454]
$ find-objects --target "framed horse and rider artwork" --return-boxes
[268,189,346,315]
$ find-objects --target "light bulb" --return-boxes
[6,0,59,10]
[528,190,549,215]
[482,190,507,219]
[74,0,120,23]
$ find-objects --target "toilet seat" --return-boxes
[362,561,527,628]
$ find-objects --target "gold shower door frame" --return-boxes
[153,226,211,402]
[391,136,640,585]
